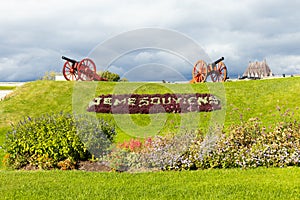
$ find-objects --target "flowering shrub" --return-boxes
[6,108,299,171]
[103,110,300,171]
[175,118,300,170]
[138,132,198,170]
[103,138,149,171]
[104,132,199,171]
[118,139,143,152]
[3,112,116,169]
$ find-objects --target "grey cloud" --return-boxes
[89,28,209,76]
[0,48,61,81]
[0,0,299,81]
[106,49,193,81]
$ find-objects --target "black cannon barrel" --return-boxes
[213,57,224,65]
[62,56,78,64]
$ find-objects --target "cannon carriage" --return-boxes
[61,55,227,83]
[62,56,107,81]
[190,57,228,83]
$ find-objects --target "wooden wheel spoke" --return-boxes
[63,61,78,81]
[192,58,227,83]
[215,62,227,82]
[78,58,96,81]
[192,60,207,83]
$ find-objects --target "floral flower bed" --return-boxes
[103,116,300,172]
[87,93,221,114]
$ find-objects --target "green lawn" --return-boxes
[1,78,300,199]
[0,86,16,90]
[1,78,300,139]
[0,168,299,199]
[0,78,300,156]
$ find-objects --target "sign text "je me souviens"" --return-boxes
[87,93,221,114]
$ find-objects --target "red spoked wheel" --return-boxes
[62,61,79,81]
[78,58,97,81]
[192,60,208,83]
[210,62,227,82]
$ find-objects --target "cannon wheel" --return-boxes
[210,62,227,82]
[62,61,78,81]
[192,60,208,83]
[78,58,97,81]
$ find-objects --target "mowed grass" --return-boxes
[0,168,300,199]
[0,78,300,167]
[0,86,16,90]
[224,78,300,127]
[0,128,7,169]
[1,78,300,138]
[0,78,300,199]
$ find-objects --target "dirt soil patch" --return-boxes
[78,161,111,172]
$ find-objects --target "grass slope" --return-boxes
[225,78,300,127]
[0,168,300,199]
[0,86,16,90]
[0,78,299,168]
[0,78,300,156]
[0,78,300,198]
[1,78,300,134]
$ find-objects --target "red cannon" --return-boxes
[190,57,228,83]
[62,56,107,81]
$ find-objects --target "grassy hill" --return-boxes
[1,78,300,198]
[1,77,300,141]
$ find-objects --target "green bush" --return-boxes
[40,71,57,80]
[100,71,120,82]
[3,112,115,169]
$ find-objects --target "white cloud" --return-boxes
[267,55,300,75]
[107,65,125,76]
[0,48,61,81]
[133,52,154,63]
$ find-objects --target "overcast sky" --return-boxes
[0,0,299,81]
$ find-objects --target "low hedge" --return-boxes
[3,112,115,169]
